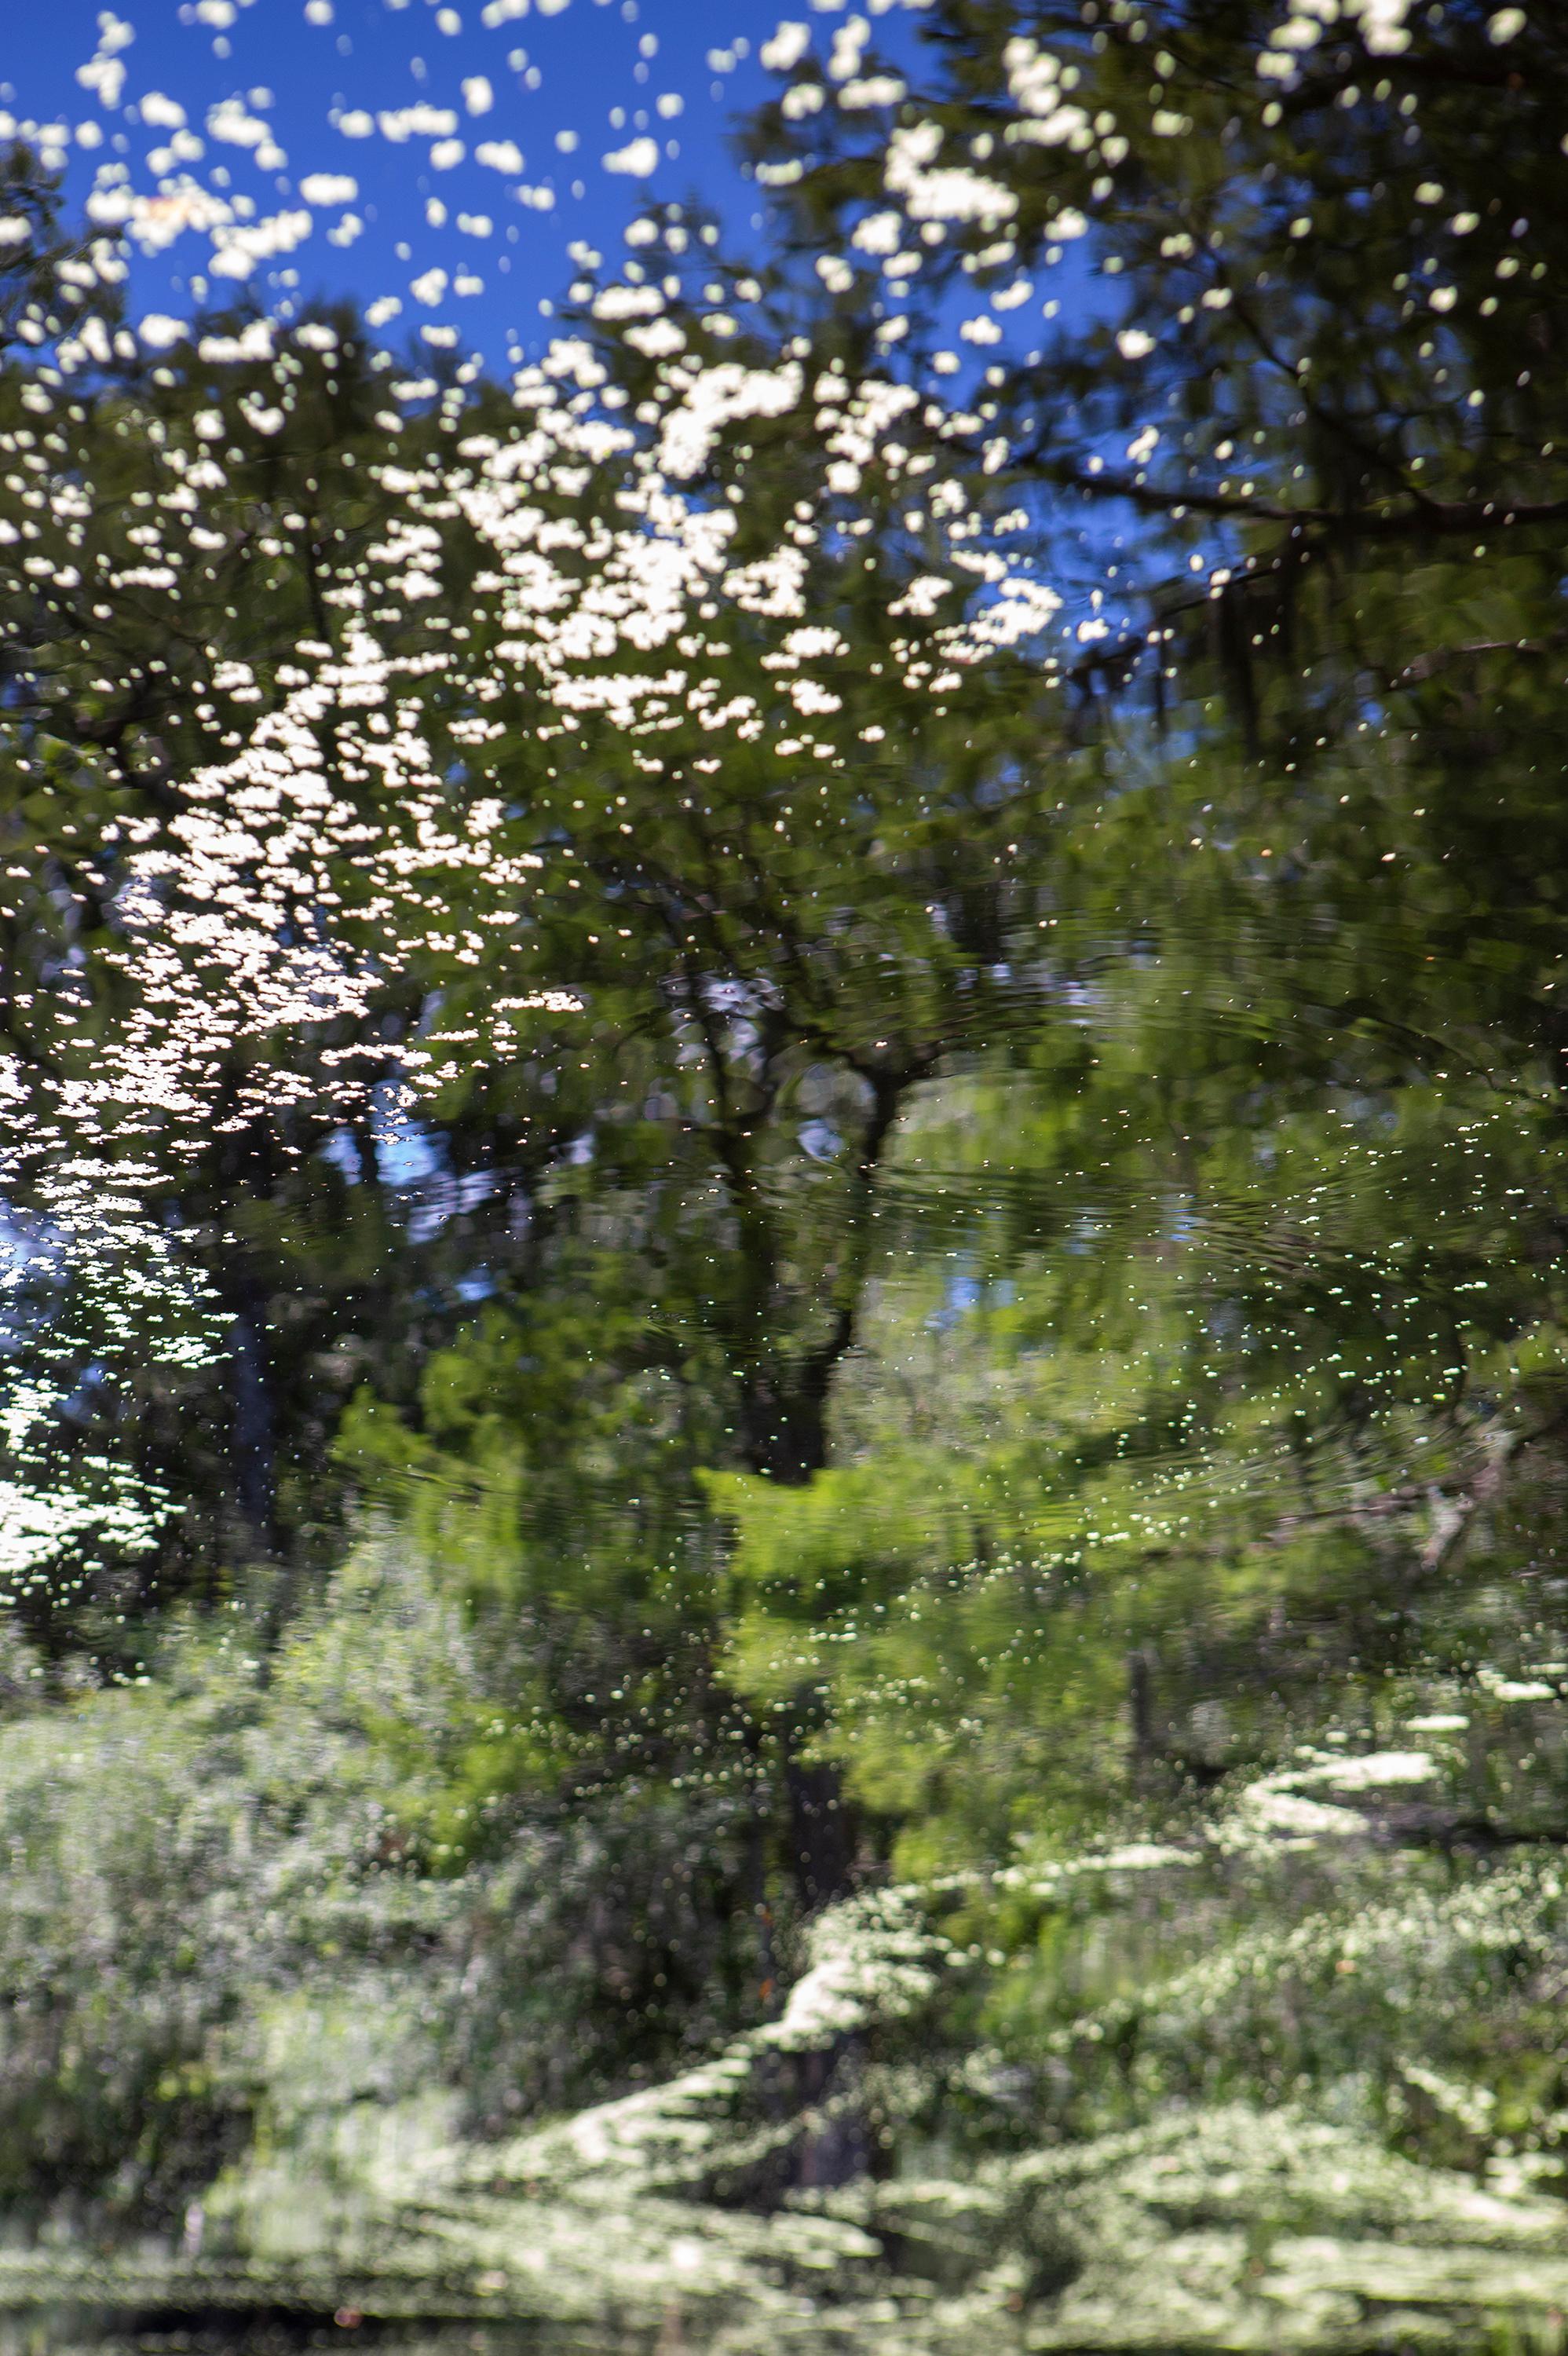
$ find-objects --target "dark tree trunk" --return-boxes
[735,1370,830,1488]
[734,1359,861,1912]
[784,1754,857,1914]
[228,1285,278,1556]
[1128,1646,1157,1761]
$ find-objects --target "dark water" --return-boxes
[5,1,1568,2349]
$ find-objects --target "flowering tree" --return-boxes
[0,150,1080,1631]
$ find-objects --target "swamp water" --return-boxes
[2,0,1568,2347]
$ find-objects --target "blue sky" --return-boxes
[5,0,872,363]
[4,2,1147,653]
